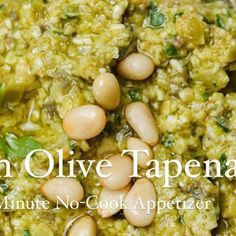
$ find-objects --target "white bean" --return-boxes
[124,178,157,227]
[99,154,133,190]
[93,73,120,110]
[125,102,159,146]
[117,53,154,80]
[63,105,106,140]
[68,215,96,236]
[40,177,84,204]
[98,184,131,218]
[127,137,153,168]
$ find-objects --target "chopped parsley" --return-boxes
[0,184,8,195]
[173,12,183,22]
[215,14,226,29]
[161,133,174,148]
[69,141,78,153]
[127,89,142,102]
[200,14,210,23]
[148,2,167,28]
[164,44,177,57]
[201,91,211,101]
[52,31,66,36]
[219,153,227,174]
[0,133,42,160]
[215,116,230,133]
[23,230,31,236]
[104,112,121,135]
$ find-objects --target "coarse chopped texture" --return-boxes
[0,0,236,235]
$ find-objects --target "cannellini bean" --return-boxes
[124,178,156,227]
[68,215,96,236]
[125,102,159,146]
[98,184,131,218]
[93,73,120,110]
[99,154,133,190]
[127,137,153,168]
[117,53,154,80]
[63,105,106,140]
[40,177,84,204]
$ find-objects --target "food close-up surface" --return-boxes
[0,0,236,235]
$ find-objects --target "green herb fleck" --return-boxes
[164,44,177,57]
[0,184,8,195]
[220,154,227,174]
[127,90,142,102]
[216,14,226,29]
[173,12,183,22]
[191,123,198,136]
[42,0,48,3]
[201,91,211,101]
[104,112,121,135]
[104,122,113,135]
[0,133,42,160]
[23,230,30,236]
[148,2,166,28]
[215,116,229,133]
[52,31,66,36]
[161,133,174,148]
[200,14,210,23]
[69,141,78,153]
[190,185,203,200]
